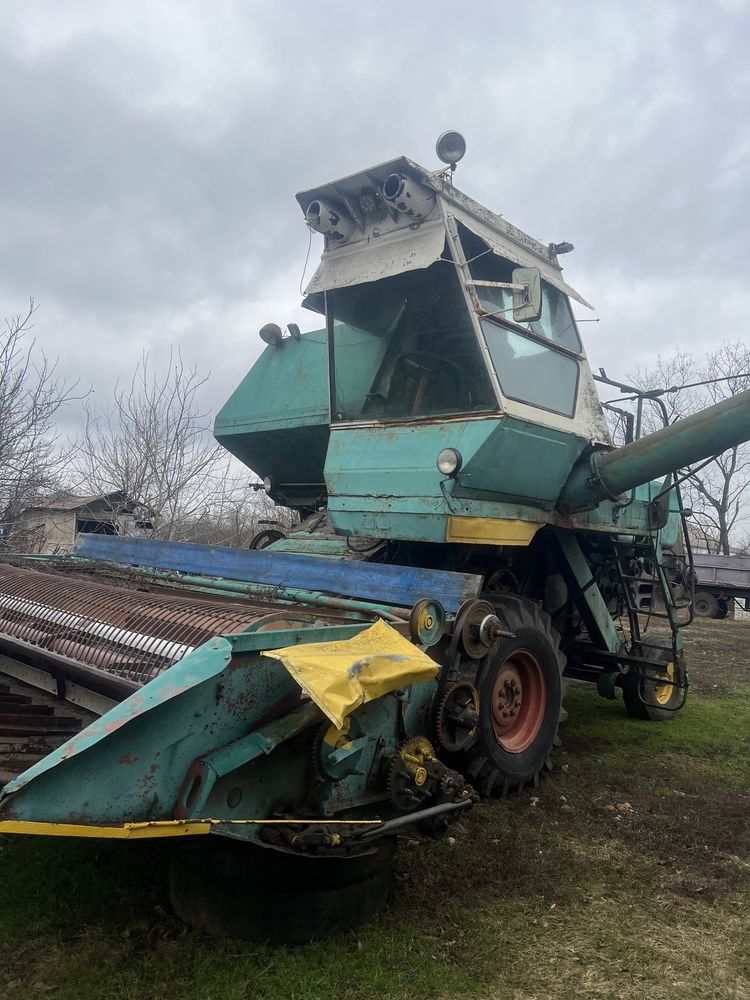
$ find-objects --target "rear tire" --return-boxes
[694,591,720,618]
[169,838,395,943]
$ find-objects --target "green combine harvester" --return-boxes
[1,133,748,942]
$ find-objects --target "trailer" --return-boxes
[692,552,750,618]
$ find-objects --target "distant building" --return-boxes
[12,491,153,555]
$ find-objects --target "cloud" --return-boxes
[0,0,748,439]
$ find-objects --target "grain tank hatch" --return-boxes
[295,151,612,544]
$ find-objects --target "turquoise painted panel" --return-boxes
[215,329,329,486]
[325,420,498,499]
[0,639,307,823]
[325,415,586,539]
[326,417,584,513]
[329,484,678,545]
[215,330,329,434]
[214,324,385,488]
[456,416,586,509]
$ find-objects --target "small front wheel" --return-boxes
[622,638,686,722]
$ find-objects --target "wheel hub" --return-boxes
[489,650,546,753]
[654,662,676,706]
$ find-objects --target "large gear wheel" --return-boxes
[435,681,480,752]
[386,737,437,811]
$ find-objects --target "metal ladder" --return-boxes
[612,533,689,709]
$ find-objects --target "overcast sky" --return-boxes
[2,0,749,431]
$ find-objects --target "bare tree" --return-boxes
[629,341,750,554]
[0,300,77,545]
[176,474,299,548]
[75,350,226,540]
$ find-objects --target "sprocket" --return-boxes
[435,681,480,752]
[386,736,437,811]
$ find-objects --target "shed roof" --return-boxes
[25,491,143,514]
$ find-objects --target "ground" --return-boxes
[0,618,748,1000]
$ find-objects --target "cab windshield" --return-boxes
[328,251,496,422]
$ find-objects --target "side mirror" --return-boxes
[512,267,542,323]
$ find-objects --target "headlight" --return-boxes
[436,448,462,477]
[304,198,354,243]
[262,476,273,494]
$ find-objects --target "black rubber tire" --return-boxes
[459,595,565,798]
[622,637,685,722]
[249,528,286,550]
[169,838,395,944]
[694,590,720,618]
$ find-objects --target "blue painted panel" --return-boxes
[74,536,481,611]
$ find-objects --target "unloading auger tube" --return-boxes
[559,387,750,512]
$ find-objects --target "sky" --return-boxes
[2,0,749,432]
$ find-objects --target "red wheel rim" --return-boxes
[490,648,546,753]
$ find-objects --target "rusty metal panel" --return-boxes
[0,564,280,686]
[303,218,446,295]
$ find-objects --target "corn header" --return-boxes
[1,133,749,942]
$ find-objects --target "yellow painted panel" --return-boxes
[0,817,382,840]
[265,618,438,730]
[0,819,213,839]
[446,517,543,546]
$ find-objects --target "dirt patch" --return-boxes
[681,618,750,694]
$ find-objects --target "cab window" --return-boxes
[459,223,581,417]
[329,249,497,422]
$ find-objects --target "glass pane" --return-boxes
[460,224,582,352]
[481,321,579,416]
[330,255,497,422]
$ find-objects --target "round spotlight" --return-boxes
[262,476,273,494]
[436,447,463,478]
[436,130,467,167]
[259,323,283,347]
[304,198,354,243]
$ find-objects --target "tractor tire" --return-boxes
[249,528,286,550]
[169,837,395,944]
[622,637,686,722]
[459,595,565,798]
[694,591,720,618]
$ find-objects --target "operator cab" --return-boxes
[298,153,605,443]
[216,143,611,539]
[326,225,583,425]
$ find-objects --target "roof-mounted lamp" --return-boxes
[305,198,354,243]
[259,323,283,347]
[435,130,467,172]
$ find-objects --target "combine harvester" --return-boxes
[1,133,749,941]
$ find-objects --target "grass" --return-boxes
[1,618,749,1000]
